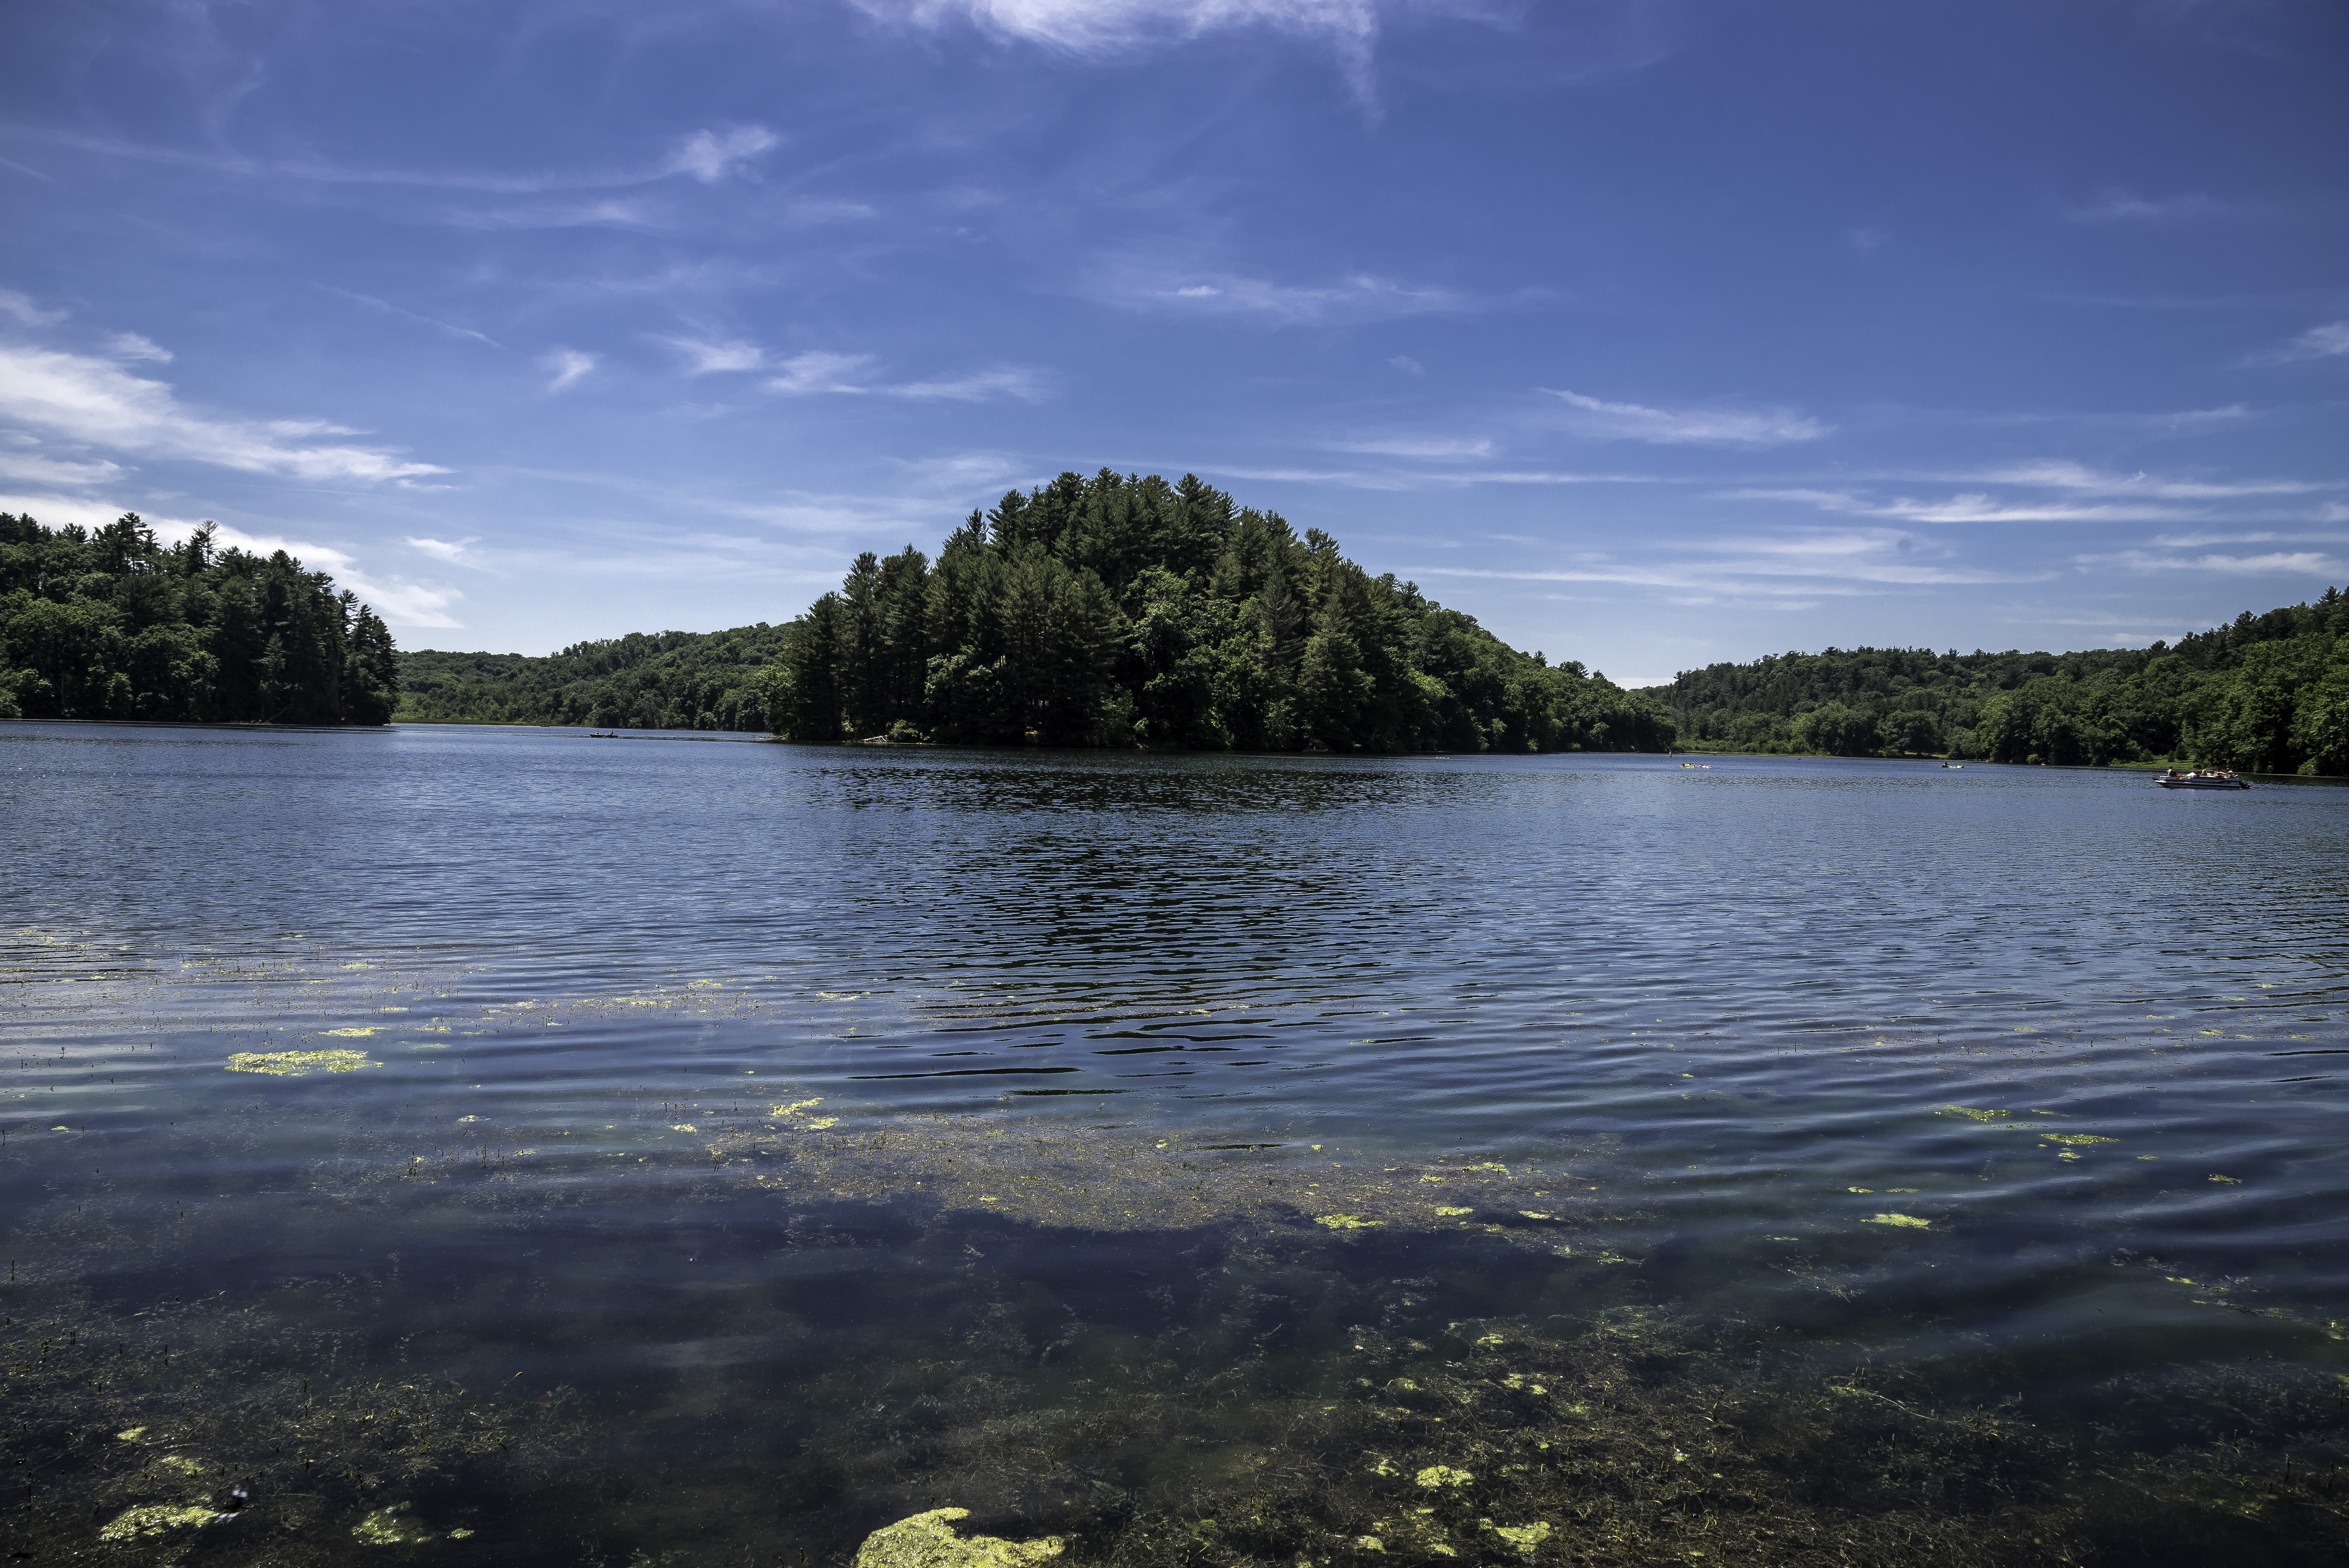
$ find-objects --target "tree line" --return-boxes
[0,511,399,725]
[395,625,785,732]
[759,470,1674,753]
[1658,586,2349,775]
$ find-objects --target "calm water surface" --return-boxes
[5,722,2346,1566]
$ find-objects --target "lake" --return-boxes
[5,721,2346,1566]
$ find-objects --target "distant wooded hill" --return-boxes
[397,469,1674,754]
[1656,588,2347,775]
[394,624,785,733]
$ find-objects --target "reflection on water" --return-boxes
[3,722,2347,1564]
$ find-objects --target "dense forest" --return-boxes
[397,470,1674,754]
[761,470,1672,752]
[1659,586,2349,774]
[395,625,785,731]
[0,511,399,725]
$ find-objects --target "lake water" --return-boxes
[5,721,2347,1566]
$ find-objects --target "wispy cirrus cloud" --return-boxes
[2245,321,2349,366]
[2062,188,2236,223]
[1720,462,2347,526]
[1111,267,1481,324]
[542,349,599,392]
[1410,527,2036,602]
[0,343,447,482]
[9,124,778,195]
[0,288,65,326]
[1542,388,1832,447]
[668,127,781,183]
[1330,436,1492,459]
[317,285,503,348]
[761,350,1044,402]
[860,0,1397,95]
[667,337,768,374]
[2094,548,2345,577]
[0,446,125,486]
[405,536,482,565]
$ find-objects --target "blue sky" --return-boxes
[1,0,2343,682]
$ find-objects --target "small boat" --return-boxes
[588,731,620,739]
[2158,770,2249,791]
[1679,762,1710,769]
[1941,763,1963,769]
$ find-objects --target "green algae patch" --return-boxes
[854,1507,1064,1568]
[1316,1214,1382,1231]
[2041,1133,2118,1146]
[323,1026,380,1037]
[355,1504,437,1545]
[1939,1106,2011,1122]
[98,1504,225,1542]
[1414,1465,1474,1488]
[1866,1213,1932,1229]
[1490,1521,1552,1554]
[226,1048,376,1076]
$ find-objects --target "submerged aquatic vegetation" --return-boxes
[857,1507,1064,1568]
[1866,1213,1932,1229]
[96,1503,226,1541]
[354,1502,438,1545]
[710,1108,1614,1254]
[225,1048,376,1075]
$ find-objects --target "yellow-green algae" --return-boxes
[225,1048,376,1075]
[1489,1520,1553,1554]
[354,1502,438,1544]
[1866,1213,1932,1229]
[854,1507,1064,1568]
[98,1503,225,1541]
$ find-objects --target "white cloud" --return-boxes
[1388,355,1424,374]
[867,0,1383,82]
[663,337,766,374]
[1331,436,1491,458]
[1719,463,2346,526]
[669,126,779,183]
[405,536,481,565]
[1542,388,1832,446]
[0,288,64,326]
[1845,224,1891,253]
[762,351,1042,401]
[1124,269,1474,324]
[891,367,1045,402]
[1964,461,2333,499]
[1411,524,2035,600]
[2062,189,2233,223]
[888,452,1025,491]
[2246,321,2349,366]
[0,448,124,486]
[103,332,172,363]
[2104,549,2344,577]
[766,351,880,395]
[0,344,447,481]
[543,349,599,392]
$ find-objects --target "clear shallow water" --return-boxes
[5,722,2348,1565]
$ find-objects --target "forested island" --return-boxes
[0,511,399,725]
[399,470,1674,753]
[386,467,2342,777]
[1658,588,2348,775]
